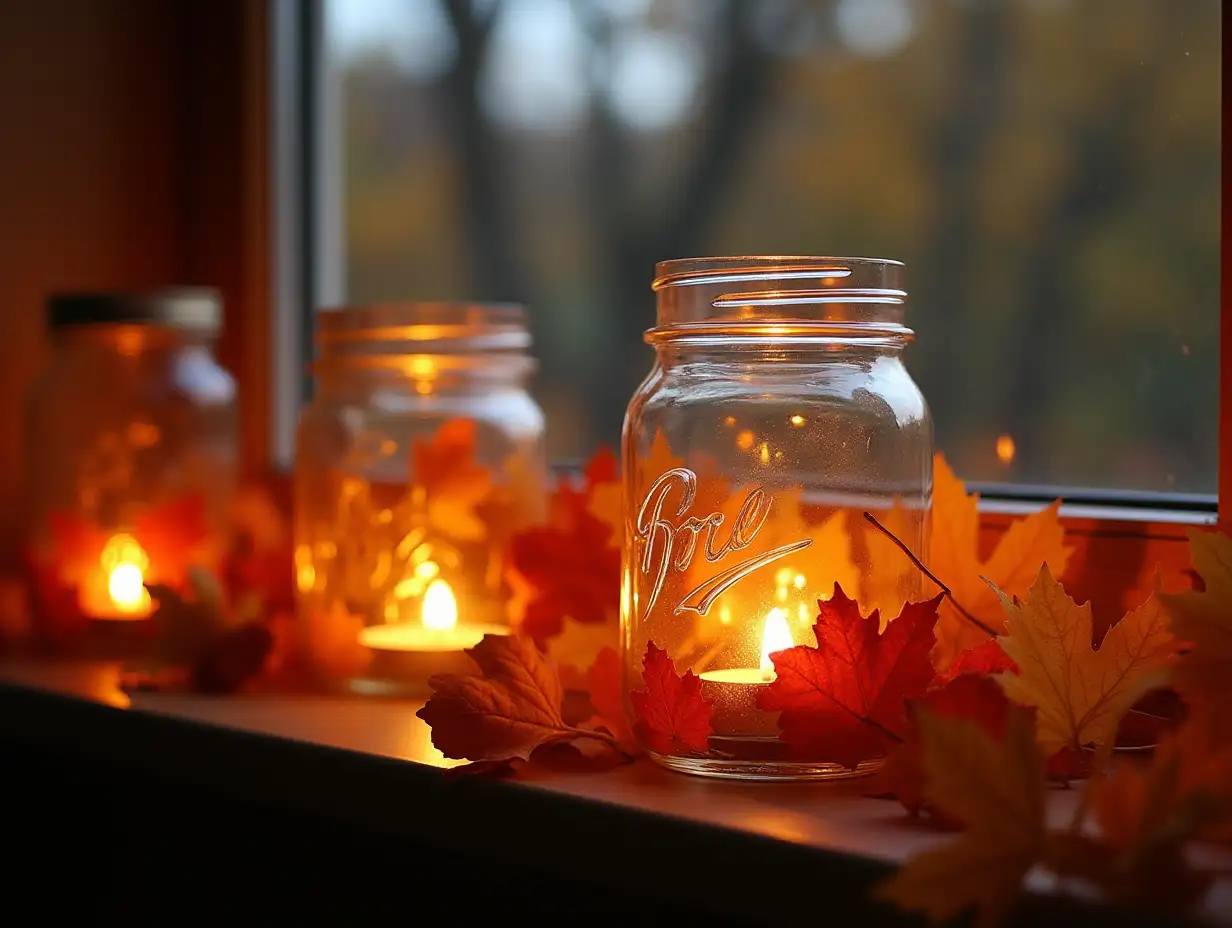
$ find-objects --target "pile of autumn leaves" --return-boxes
[417,451,1232,923]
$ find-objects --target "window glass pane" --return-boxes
[326,0,1220,494]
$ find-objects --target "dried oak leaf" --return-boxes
[930,454,1072,671]
[630,641,714,755]
[875,702,1046,928]
[1158,529,1232,707]
[1047,707,1232,913]
[417,634,625,763]
[993,565,1176,758]
[876,673,1014,822]
[757,586,942,769]
[410,418,493,542]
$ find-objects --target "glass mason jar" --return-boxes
[25,289,238,655]
[621,257,932,780]
[294,302,548,697]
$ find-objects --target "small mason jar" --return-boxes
[25,289,238,654]
[621,257,932,780]
[295,302,547,696]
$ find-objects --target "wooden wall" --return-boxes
[0,0,269,564]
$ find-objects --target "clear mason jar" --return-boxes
[621,257,932,780]
[294,302,548,697]
[25,289,238,655]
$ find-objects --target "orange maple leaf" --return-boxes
[857,499,924,625]
[993,566,1176,758]
[417,634,627,763]
[929,454,1072,670]
[409,418,493,542]
[876,702,1046,928]
[1158,529,1232,707]
[630,641,715,755]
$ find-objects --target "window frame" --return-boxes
[249,0,1226,586]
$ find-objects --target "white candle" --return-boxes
[699,607,794,685]
[699,608,795,733]
[358,578,508,686]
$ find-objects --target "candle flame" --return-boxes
[760,607,794,681]
[421,578,458,631]
[100,533,150,613]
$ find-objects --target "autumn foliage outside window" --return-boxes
[328,0,1218,495]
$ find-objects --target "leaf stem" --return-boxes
[862,511,999,639]
[573,726,638,762]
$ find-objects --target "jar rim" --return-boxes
[653,256,904,291]
[316,302,531,355]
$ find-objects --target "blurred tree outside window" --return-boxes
[326,0,1220,494]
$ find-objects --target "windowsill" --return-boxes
[0,659,1225,924]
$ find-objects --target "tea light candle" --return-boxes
[358,578,508,680]
[699,608,794,733]
[78,533,154,621]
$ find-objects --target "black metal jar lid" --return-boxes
[46,288,222,333]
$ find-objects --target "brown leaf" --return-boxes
[417,634,625,763]
[1159,529,1232,708]
[876,703,1046,928]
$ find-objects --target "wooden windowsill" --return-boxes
[0,659,1227,924]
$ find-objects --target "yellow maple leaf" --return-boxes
[993,565,1175,757]
[410,418,494,542]
[1158,529,1232,706]
[876,703,1045,928]
[929,453,1073,670]
[546,614,620,687]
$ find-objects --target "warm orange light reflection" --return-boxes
[996,434,1016,464]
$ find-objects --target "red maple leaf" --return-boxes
[133,493,210,578]
[937,637,1019,684]
[630,641,714,755]
[584,446,619,488]
[509,477,620,643]
[757,585,942,769]
[585,646,636,749]
[876,673,1014,821]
